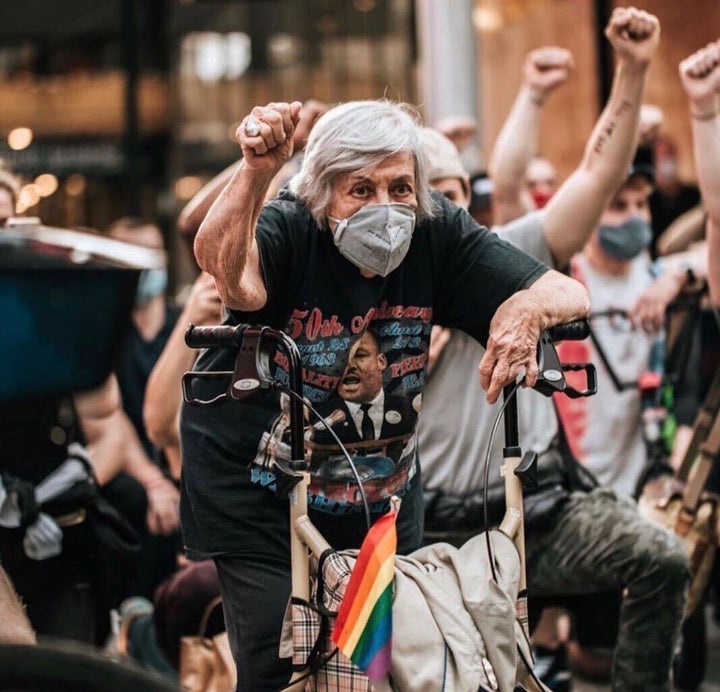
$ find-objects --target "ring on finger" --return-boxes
[244,117,261,137]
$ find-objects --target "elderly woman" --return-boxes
[184,99,589,689]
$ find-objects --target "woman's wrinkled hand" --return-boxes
[237,101,303,174]
[478,291,543,404]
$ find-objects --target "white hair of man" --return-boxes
[290,99,435,224]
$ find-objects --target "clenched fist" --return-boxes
[679,41,720,107]
[237,101,303,174]
[605,7,660,68]
[523,47,574,102]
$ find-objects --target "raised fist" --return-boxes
[605,7,660,68]
[237,101,303,173]
[523,47,574,101]
[679,41,720,105]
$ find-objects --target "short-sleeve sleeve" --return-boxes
[494,210,555,268]
[431,196,549,344]
[253,195,313,313]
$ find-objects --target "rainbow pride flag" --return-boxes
[331,503,398,682]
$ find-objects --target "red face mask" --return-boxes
[530,188,553,209]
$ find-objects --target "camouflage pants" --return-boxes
[526,487,690,692]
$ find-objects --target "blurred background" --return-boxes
[0,0,718,285]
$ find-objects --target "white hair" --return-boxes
[289,100,435,225]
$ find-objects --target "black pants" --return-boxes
[101,472,181,600]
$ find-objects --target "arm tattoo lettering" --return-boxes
[592,100,634,154]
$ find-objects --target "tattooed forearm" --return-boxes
[593,100,633,154]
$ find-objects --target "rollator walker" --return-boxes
[183,319,596,691]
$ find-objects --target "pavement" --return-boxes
[572,605,720,691]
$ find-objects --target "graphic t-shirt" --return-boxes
[555,253,655,496]
[180,190,548,558]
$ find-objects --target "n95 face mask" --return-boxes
[330,203,416,277]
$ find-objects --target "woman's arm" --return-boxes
[193,102,302,310]
[479,270,590,404]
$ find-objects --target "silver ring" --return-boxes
[244,118,261,137]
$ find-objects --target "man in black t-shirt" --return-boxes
[183,98,590,689]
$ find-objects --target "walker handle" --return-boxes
[184,323,250,349]
[547,318,590,342]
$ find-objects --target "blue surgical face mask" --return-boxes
[329,203,416,277]
[597,216,652,261]
[135,268,167,305]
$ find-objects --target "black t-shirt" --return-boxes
[180,190,548,559]
[116,304,181,459]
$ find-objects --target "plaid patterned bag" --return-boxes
[285,551,372,691]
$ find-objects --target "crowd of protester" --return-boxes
[2,6,720,692]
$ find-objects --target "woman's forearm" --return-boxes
[193,162,273,311]
[525,269,591,330]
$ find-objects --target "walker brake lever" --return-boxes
[533,330,567,397]
[532,330,597,399]
[229,327,273,400]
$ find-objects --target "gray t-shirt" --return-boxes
[556,253,654,495]
[418,211,559,496]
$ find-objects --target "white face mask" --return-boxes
[329,203,416,277]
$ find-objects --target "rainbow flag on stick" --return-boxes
[331,498,400,682]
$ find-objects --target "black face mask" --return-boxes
[597,216,652,260]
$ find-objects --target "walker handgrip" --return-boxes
[184,323,250,349]
[548,319,590,342]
